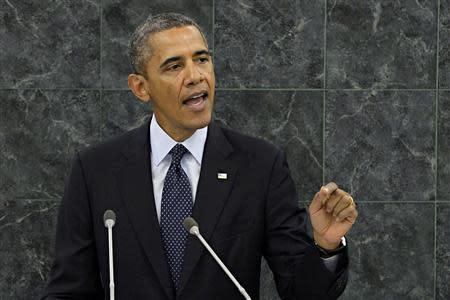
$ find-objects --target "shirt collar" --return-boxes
[150,114,208,166]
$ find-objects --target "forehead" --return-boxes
[148,26,208,60]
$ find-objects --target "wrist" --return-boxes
[315,240,340,251]
[314,236,347,258]
[313,233,341,250]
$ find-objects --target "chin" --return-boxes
[189,113,212,130]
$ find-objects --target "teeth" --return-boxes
[189,93,206,100]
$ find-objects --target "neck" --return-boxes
[166,129,195,142]
[154,117,195,142]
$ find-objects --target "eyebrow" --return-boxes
[193,49,211,57]
[159,49,211,69]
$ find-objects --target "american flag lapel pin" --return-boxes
[217,172,227,180]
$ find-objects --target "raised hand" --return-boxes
[308,182,358,250]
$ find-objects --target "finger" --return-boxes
[310,182,339,213]
[309,191,323,213]
[310,187,332,212]
[325,189,346,213]
[336,205,358,223]
[320,182,339,205]
[331,194,353,217]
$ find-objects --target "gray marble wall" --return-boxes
[0,0,448,299]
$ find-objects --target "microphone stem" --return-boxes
[108,224,115,300]
[194,232,252,300]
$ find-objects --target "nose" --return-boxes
[184,60,204,86]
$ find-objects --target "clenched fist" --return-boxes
[308,182,358,250]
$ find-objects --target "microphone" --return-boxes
[103,210,116,300]
[183,217,252,300]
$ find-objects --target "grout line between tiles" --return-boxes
[298,201,440,204]
[216,87,324,91]
[434,201,438,300]
[326,88,437,91]
[9,199,442,203]
[212,0,215,60]
[100,0,104,140]
[216,88,437,91]
[2,199,61,203]
[434,1,440,298]
[0,88,114,91]
[323,0,327,186]
[0,87,443,91]
[436,1,441,94]
[323,90,326,185]
[336,201,437,203]
[7,199,446,204]
[100,0,103,88]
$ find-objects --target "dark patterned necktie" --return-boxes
[160,143,193,291]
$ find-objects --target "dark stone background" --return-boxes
[0,0,448,299]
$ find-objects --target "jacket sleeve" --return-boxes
[262,149,348,300]
[40,152,104,299]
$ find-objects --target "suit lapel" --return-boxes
[177,123,238,295]
[115,120,174,300]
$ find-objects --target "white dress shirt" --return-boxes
[149,115,207,223]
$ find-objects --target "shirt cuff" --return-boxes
[321,252,344,273]
[317,237,347,273]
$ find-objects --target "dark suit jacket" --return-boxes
[42,119,348,300]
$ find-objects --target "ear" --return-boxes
[128,74,151,102]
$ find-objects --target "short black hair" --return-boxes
[129,13,207,76]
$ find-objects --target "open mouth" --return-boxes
[182,91,208,109]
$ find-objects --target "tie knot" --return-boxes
[170,144,188,166]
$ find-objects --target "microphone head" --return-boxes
[103,209,116,227]
[183,217,199,234]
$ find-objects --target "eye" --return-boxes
[197,56,209,63]
[167,64,181,71]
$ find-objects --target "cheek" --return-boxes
[162,84,181,106]
[165,86,173,97]
[167,77,184,99]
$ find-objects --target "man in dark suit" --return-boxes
[42,13,358,299]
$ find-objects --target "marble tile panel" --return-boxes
[214,90,323,202]
[437,203,450,300]
[439,0,450,88]
[100,90,152,140]
[0,0,100,88]
[340,203,435,300]
[102,0,213,89]
[325,90,435,202]
[438,92,450,201]
[0,90,102,200]
[215,0,325,88]
[326,0,437,89]
[0,199,58,300]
